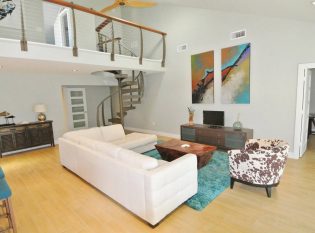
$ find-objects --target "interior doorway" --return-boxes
[64,88,89,130]
[294,64,315,158]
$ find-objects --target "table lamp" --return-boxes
[33,104,47,122]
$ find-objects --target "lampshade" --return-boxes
[33,104,47,113]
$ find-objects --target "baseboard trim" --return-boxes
[288,151,298,160]
[125,127,180,139]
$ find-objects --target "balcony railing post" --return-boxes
[71,3,78,57]
[118,39,122,55]
[110,20,115,61]
[97,33,104,52]
[139,28,143,65]
[162,34,166,67]
[20,0,27,51]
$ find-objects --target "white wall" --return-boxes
[0,0,45,42]
[43,3,61,45]
[121,6,315,153]
[0,71,110,141]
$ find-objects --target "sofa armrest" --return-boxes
[144,154,198,225]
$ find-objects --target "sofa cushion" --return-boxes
[94,141,122,158]
[116,148,158,170]
[100,124,126,142]
[79,127,103,141]
[78,137,101,150]
[63,128,103,142]
[63,131,83,144]
[112,133,157,149]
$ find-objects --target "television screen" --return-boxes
[203,111,224,126]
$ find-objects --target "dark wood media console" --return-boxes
[0,121,54,157]
[181,124,253,150]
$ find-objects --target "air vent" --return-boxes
[177,43,188,53]
[231,30,246,40]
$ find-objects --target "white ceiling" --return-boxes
[82,0,315,22]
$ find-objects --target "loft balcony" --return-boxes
[0,0,166,75]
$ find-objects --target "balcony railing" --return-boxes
[0,0,167,67]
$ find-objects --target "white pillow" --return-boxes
[94,141,122,158]
[116,148,158,170]
[100,124,126,142]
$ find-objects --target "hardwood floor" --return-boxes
[0,136,315,233]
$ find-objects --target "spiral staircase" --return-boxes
[96,70,144,127]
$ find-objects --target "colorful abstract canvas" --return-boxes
[221,43,250,104]
[191,51,214,104]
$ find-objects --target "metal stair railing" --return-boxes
[96,90,119,127]
[97,33,137,57]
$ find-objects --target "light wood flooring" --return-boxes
[0,136,315,233]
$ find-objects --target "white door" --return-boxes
[54,8,73,47]
[66,88,88,130]
[300,69,312,156]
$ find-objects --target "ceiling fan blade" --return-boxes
[100,1,120,13]
[125,1,157,8]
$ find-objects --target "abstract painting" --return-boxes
[191,51,214,104]
[221,43,250,104]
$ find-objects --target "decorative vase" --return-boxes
[233,113,242,130]
[189,112,194,125]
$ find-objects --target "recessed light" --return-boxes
[312,1,315,5]
[72,69,79,72]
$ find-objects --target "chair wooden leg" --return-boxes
[265,186,272,198]
[230,177,235,189]
[5,198,17,233]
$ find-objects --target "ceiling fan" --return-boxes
[100,0,157,13]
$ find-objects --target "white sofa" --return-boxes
[59,124,198,226]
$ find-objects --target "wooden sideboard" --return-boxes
[181,124,253,150]
[0,121,54,157]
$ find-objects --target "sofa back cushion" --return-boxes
[78,127,103,141]
[94,141,122,158]
[78,137,101,150]
[63,131,82,144]
[116,148,158,170]
[100,124,125,142]
[63,127,103,142]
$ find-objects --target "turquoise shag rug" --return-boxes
[143,149,230,211]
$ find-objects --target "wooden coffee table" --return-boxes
[155,139,217,169]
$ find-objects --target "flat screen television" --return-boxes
[203,111,224,126]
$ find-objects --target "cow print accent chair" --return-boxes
[228,139,289,198]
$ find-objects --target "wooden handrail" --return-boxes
[44,0,167,36]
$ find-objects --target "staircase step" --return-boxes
[122,95,141,99]
[116,112,127,117]
[96,19,112,32]
[121,88,139,94]
[106,70,121,75]
[123,100,141,106]
[108,118,121,124]
[121,81,138,87]
[123,106,136,111]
